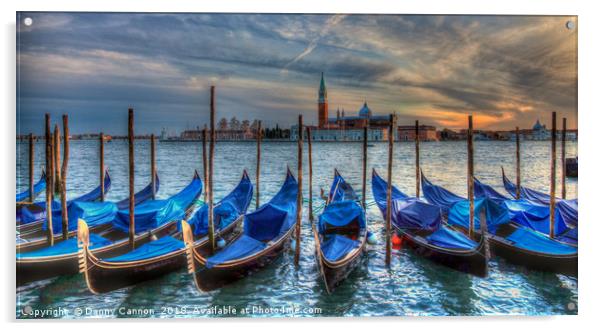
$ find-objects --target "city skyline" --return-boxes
[17,13,577,135]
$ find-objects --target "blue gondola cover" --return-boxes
[391,198,442,230]
[503,199,569,237]
[186,173,253,236]
[318,200,365,233]
[17,234,112,259]
[503,172,578,226]
[104,236,185,262]
[505,227,577,255]
[44,201,118,234]
[329,171,360,203]
[104,172,252,264]
[557,227,578,246]
[474,177,509,204]
[372,171,481,251]
[447,198,511,234]
[205,234,266,268]
[112,175,202,234]
[16,173,46,202]
[321,234,360,262]
[18,171,111,224]
[476,176,577,236]
[243,172,297,242]
[421,174,465,211]
[206,171,297,268]
[425,227,478,250]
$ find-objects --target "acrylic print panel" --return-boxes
[15,12,578,318]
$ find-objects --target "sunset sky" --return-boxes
[16,13,577,135]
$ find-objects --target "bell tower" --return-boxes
[318,72,328,128]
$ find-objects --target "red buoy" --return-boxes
[392,233,403,249]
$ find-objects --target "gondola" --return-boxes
[421,172,577,276]
[79,171,253,294]
[373,170,488,277]
[313,169,367,293]
[183,168,298,292]
[16,171,202,286]
[16,170,47,203]
[17,169,112,233]
[475,176,577,246]
[501,168,578,227]
[566,157,578,178]
[16,172,159,251]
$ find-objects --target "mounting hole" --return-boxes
[23,17,32,26]
[566,20,575,30]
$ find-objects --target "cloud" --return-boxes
[16,13,577,134]
[282,14,347,71]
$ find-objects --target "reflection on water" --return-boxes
[16,140,578,317]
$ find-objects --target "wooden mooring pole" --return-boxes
[415,120,420,198]
[45,114,54,245]
[468,115,475,239]
[385,114,395,266]
[29,133,34,202]
[515,126,520,200]
[256,121,262,209]
[53,124,61,194]
[128,108,136,250]
[362,126,368,209]
[294,115,303,266]
[151,133,156,200]
[550,112,557,239]
[208,87,216,252]
[60,115,70,240]
[202,128,208,202]
[307,126,313,222]
[99,133,105,201]
[561,117,567,200]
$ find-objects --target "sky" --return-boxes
[16,13,577,135]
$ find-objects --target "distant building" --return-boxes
[179,128,255,141]
[294,73,437,141]
[438,119,578,141]
[290,126,388,141]
[318,72,328,128]
[530,119,550,140]
[397,125,437,141]
[438,128,465,140]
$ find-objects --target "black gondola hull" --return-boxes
[488,236,577,276]
[16,222,177,286]
[192,231,293,292]
[84,218,244,294]
[85,252,187,294]
[460,227,578,277]
[401,231,488,278]
[318,244,365,293]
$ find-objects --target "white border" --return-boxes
[2,0,602,329]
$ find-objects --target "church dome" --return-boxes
[533,119,544,130]
[359,101,372,118]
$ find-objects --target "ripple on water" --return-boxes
[16,140,578,318]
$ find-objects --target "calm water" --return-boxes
[15,140,578,318]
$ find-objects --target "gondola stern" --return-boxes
[77,219,91,272]
[76,218,103,294]
[181,221,196,275]
[476,207,491,276]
